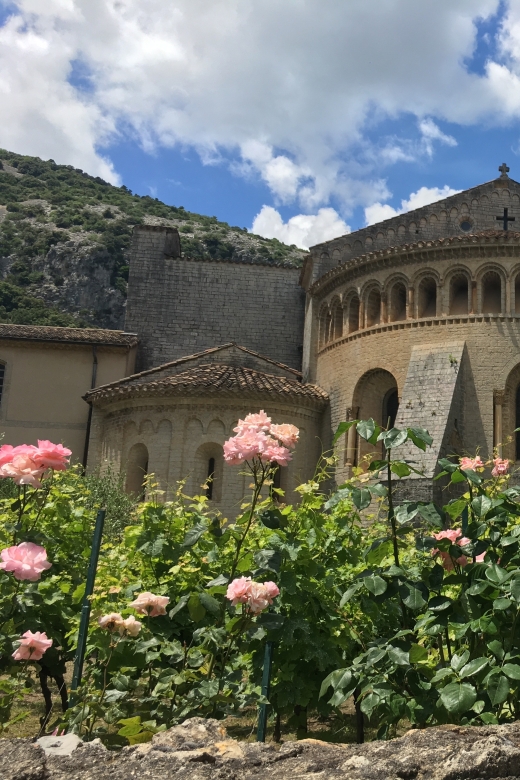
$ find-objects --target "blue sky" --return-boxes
[2,1,520,247]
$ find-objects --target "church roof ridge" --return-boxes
[0,323,138,347]
[309,229,520,294]
[84,362,328,406]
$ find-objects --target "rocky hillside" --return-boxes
[0,150,306,329]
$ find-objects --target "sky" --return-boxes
[4,2,520,248]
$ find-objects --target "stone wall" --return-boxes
[125,226,305,371]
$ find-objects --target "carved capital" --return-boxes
[494,389,506,406]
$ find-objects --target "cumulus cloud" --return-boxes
[1,0,520,206]
[252,206,350,250]
[365,185,461,225]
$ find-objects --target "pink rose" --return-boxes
[12,630,52,661]
[432,529,473,570]
[129,591,170,617]
[0,454,46,488]
[492,457,510,477]
[98,612,124,631]
[475,552,486,563]
[119,615,142,637]
[262,581,280,599]
[223,431,269,464]
[260,440,292,467]
[0,542,52,581]
[233,411,272,435]
[33,440,72,471]
[269,424,299,449]
[0,445,16,467]
[226,576,252,605]
[460,456,484,472]
[247,582,272,614]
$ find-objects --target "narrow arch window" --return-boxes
[348,296,360,333]
[515,275,520,314]
[206,457,215,500]
[333,303,343,340]
[366,289,381,327]
[516,385,520,460]
[319,309,329,347]
[482,271,502,314]
[325,311,332,343]
[450,274,469,315]
[125,442,149,499]
[389,282,407,322]
[383,388,399,429]
[417,277,437,318]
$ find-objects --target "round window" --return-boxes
[460,220,472,232]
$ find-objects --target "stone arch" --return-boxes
[365,285,382,328]
[353,239,363,251]
[478,266,504,314]
[397,224,406,236]
[138,418,154,436]
[207,418,226,437]
[352,368,399,461]
[365,236,373,247]
[193,441,224,503]
[345,292,360,333]
[332,248,341,263]
[502,363,520,461]
[447,269,471,315]
[125,442,149,498]
[417,275,438,318]
[330,297,343,340]
[429,214,438,225]
[388,279,407,322]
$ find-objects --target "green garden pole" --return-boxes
[70,509,106,704]
[256,640,274,742]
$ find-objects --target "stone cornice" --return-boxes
[309,231,520,298]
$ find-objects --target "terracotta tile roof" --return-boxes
[0,323,138,347]
[310,229,520,294]
[85,363,328,407]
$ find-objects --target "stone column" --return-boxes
[359,300,365,330]
[471,281,477,315]
[345,407,359,474]
[506,277,512,316]
[494,390,505,456]
[440,281,447,316]
[407,287,414,319]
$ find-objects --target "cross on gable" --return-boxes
[497,207,515,231]
[499,162,510,178]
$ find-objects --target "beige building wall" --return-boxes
[0,333,137,461]
[88,396,324,519]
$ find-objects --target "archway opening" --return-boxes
[383,388,399,429]
[515,275,520,314]
[348,296,360,333]
[352,368,398,462]
[332,301,343,340]
[194,443,223,502]
[206,457,216,500]
[418,277,437,318]
[450,274,469,315]
[125,442,149,499]
[389,283,407,322]
[366,289,381,327]
[482,271,501,314]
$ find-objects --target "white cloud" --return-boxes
[252,206,349,250]
[365,185,461,225]
[2,0,520,205]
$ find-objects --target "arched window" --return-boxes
[333,302,343,340]
[125,442,149,499]
[389,282,407,322]
[481,271,502,314]
[366,289,381,327]
[450,274,469,315]
[515,274,520,314]
[383,389,399,429]
[319,308,329,347]
[417,277,437,318]
[348,296,360,333]
[206,457,215,500]
[325,310,332,343]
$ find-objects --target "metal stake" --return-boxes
[256,640,274,742]
[70,509,106,704]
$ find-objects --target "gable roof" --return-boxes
[0,323,138,348]
[85,362,328,407]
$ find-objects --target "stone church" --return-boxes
[2,164,520,513]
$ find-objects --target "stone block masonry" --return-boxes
[125,226,305,371]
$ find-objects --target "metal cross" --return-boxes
[496,207,515,231]
[499,162,510,178]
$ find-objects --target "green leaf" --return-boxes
[511,577,520,603]
[480,712,499,725]
[206,574,228,588]
[199,592,220,616]
[360,692,380,717]
[440,682,477,714]
[502,663,520,680]
[451,650,470,672]
[445,499,468,521]
[407,427,433,450]
[379,428,408,449]
[487,674,510,705]
[486,564,511,586]
[356,419,377,443]
[339,582,362,607]
[493,597,513,611]
[459,658,488,678]
[364,574,387,596]
[467,581,489,596]
[409,644,429,663]
[401,583,427,610]
[182,521,207,547]
[390,461,411,477]
[333,420,357,444]
[351,487,372,511]
[258,508,282,529]
[169,594,189,618]
[417,503,444,528]
[471,495,493,518]
[487,640,505,660]
[366,539,393,565]
[188,593,206,622]
[254,549,282,572]
[428,596,452,612]
[388,646,409,666]
[319,668,352,699]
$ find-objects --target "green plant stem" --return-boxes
[386,450,399,569]
[444,627,452,661]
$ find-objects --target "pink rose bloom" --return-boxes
[260,440,292,467]
[233,411,272,435]
[269,423,299,449]
[119,615,142,637]
[226,576,252,605]
[0,445,16,467]
[12,630,52,661]
[475,552,486,563]
[263,581,280,599]
[0,454,46,488]
[129,591,170,617]
[247,582,272,614]
[223,431,270,465]
[0,542,52,581]
[492,457,510,477]
[98,612,124,631]
[432,529,473,570]
[33,440,72,471]
[460,456,484,472]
